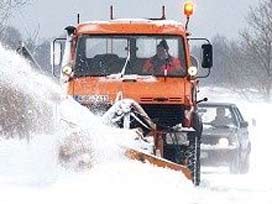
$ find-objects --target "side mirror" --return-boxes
[201,44,213,68]
[241,121,249,128]
[50,41,63,66]
[50,38,66,77]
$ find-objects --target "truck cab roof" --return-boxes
[76,19,186,35]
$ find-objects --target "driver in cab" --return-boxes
[143,40,185,75]
[211,107,233,127]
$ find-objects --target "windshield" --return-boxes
[74,35,187,77]
[198,106,236,128]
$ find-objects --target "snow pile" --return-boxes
[0,44,62,186]
[0,136,58,186]
[0,43,140,170]
[0,45,61,139]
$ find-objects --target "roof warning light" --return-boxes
[184,1,194,17]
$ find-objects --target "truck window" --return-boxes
[85,38,128,58]
[75,35,186,77]
[137,38,179,58]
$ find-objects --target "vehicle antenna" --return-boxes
[162,6,166,19]
[110,5,114,20]
[77,13,80,24]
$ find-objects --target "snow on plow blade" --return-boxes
[125,148,192,181]
[103,99,193,182]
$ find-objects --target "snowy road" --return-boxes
[0,45,272,204]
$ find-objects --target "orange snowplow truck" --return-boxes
[51,2,213,186]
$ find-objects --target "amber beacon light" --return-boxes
[184,1,194,17]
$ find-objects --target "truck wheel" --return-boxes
[186,113,202,186]
[186,133,201,186]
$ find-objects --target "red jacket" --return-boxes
[143,56,183,75]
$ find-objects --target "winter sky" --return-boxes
[9,0,258,41]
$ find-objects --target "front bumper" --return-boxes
[200,145,239,166]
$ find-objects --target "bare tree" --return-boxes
[24,24,40,52]
[0,25,22,49]
[198,35,247,88]
[240,0,272,101]
[0,0,31,32]
[33,39,51,73]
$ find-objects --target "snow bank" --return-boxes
[0,44,61,139]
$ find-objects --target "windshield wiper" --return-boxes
[120,41,130,78]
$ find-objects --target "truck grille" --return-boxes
[141,104,185,127]
[140,97,182,103]
[201,135,220,145]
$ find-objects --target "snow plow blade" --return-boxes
[125,148,192,181]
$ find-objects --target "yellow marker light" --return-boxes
[62,65,73,76]
[188,66,198,76]
[184,1,194,17]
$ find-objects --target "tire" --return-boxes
[229,153,241,174]
[240,144,251,174]
[186,113,202,186]
[240,153,250,174]
[186,133,201,186]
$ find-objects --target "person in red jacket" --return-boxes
[143,40,185,76]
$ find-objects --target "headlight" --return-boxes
[188,66,198,76]
[218,138,229,147]
[62,65,73,76]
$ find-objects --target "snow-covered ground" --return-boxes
[0,45,272,204]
